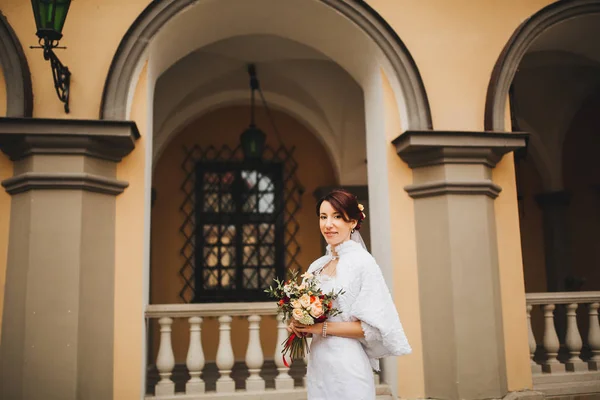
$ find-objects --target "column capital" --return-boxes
[0,118,140,195]
[0,117,139,162]
[393,130,528,168]
[393,131,527,199]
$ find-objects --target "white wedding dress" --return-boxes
[305,240,412,400]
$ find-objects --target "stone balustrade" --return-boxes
[145,303,389,399]
[526,292,600,396]
[145,302,302,399]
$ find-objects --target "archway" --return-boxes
[100,0,431,130]
[487,1,600,386]
[0,11,33,117]
[107,1,429,396]
[487,0,600,293]
[485,0,600,131]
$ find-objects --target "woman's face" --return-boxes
[319,200,357,247]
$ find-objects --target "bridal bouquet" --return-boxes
[265,269,343,366]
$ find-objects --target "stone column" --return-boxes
[0,118,139,400]
[394,131,527,400]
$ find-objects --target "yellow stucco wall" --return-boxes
[0,0,554,129]
[381,70,424,397]
[493,152,534,391]
[0,63,9,342]
[1,0,149,119]
[369,0,555,131]
[150,105,336,362]
[114,63,148,400]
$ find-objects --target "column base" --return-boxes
[155,381,175,396]
[543,362,566,373]
[275,375,294,390]
[566,360,589,372]
[245,376,266,391]
[185,380,205,394]
[216,377,236,393]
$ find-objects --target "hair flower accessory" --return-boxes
[358,203,366,220]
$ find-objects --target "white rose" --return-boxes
[299,294,311,309]
[291,299,302,309]
[292,308,304,321]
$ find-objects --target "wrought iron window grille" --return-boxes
[179,144,303,303]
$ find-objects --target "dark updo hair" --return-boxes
[316,189,366,230]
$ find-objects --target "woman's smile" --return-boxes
[319,200,356,246]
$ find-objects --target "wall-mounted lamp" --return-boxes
[30,0,71,113]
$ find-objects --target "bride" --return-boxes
[288,189,411,400]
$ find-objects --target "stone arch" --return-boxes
[485,0,600,131]
[0,11,33,117]
[152,90,341,181]
[99,0,432,130]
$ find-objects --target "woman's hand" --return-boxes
[288,320,321,336]
[287,320,303,337]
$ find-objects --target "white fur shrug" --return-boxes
[307,240,412,371]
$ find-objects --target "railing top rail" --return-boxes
[145,302,278,318]
[526,291,600,305]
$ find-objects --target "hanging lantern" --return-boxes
[240,124,266,160]
[240,64,266,160]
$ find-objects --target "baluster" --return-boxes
[274,314,294,390]
[216,315,235,393]
[186,316,205,393]
[565,303,587,372]
[155,317,175,396]
[245,315,265,391]
[542,304,565,373]
[588,303,600,371]
[527,305,541,374]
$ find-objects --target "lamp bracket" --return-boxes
[31,37,70,113]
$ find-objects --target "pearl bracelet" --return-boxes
[322,321,328,338]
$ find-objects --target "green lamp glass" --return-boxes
[31,0,71,43]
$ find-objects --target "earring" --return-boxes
[351,228,355,234]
